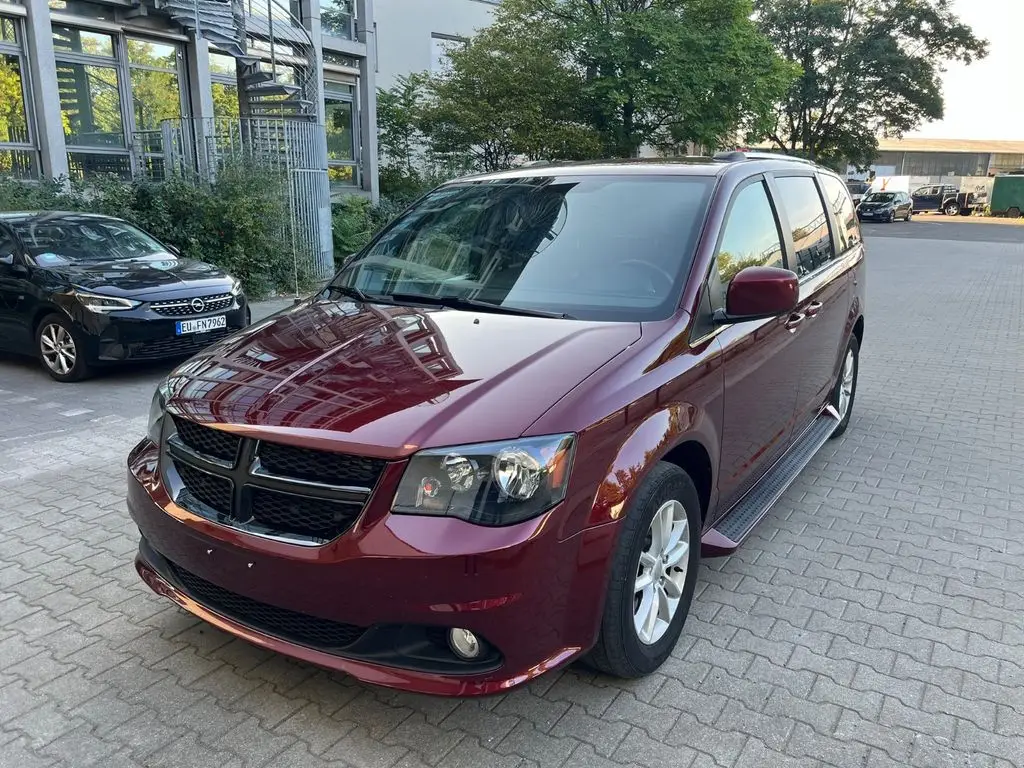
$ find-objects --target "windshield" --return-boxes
[847,181,869,194]
[332,175,714,322]
[11,217,173,266]
[863,192,896,203]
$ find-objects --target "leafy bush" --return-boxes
[0,163,294,298]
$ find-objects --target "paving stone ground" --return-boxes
[1,229,1023,768]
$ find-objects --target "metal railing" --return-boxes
[158,117,333,288]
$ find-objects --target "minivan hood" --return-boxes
[167,298,641,455]
[47,255,231,298]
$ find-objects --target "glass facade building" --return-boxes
[0,0,377,198]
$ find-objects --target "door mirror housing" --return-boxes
[714,266,799,324]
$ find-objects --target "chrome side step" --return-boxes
[702,406,841,556]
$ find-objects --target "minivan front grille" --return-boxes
[174,417,241,463]
[165,416,387,545]
[257,441,385,488]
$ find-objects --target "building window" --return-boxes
[325,83,357,189]
[127,38,184,174]
[430,34,465,75]
[53,24,129,178]
[209,52,240,119]
[321,0,354,40]
[0,15,37,179]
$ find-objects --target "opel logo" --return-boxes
[190,297,206,313]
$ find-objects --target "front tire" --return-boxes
[887,210,896,223]
[587,463,701,678]
[830,334,860,438]
[36,314,92,382]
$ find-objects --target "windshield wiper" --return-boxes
[388,292,575,319]
[326,284,397,305]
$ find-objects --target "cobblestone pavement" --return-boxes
[2,232,1024,768]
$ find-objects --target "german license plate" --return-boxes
[175,315,227,335]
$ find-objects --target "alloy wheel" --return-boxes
[633,499,690,645]
[40,323,77,376]
[837,348,855,419]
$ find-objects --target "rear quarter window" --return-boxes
[820,175,861,254]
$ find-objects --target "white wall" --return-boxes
[373,0,499,89]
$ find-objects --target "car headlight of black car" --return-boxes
[70,289,141,312]
[230,278,243,296]
[147,378,172,444]
[392,434,576,526]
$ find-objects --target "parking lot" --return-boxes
[2,221,1023,768]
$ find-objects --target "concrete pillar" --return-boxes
[299,0,327,124]
[356,0,378,202]
[184,34,215,176]
[185,35,216,122]
[23,0,69,179]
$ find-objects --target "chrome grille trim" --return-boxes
[151,292,235,317]
[161,417,386,547]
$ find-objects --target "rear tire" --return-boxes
[586,463,701,678]
[830,334,860,439]
[1008,207,1021,219]
[943,201,960,216]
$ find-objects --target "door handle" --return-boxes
[805,301,823,317]
[785,313,805,332]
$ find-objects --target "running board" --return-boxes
[702,406,841,556]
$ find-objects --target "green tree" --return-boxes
[420,15,601,171]
[483,0,796,158]
[377,73,430,175]
[756,0,987,167]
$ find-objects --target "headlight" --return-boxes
[229,278,243,296]
[147,379,171,443]
[71,290,141,312]
[391,434,575,526]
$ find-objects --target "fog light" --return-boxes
[448,628,481,660]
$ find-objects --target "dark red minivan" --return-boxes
[128,152,865,696]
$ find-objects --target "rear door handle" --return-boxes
[785,313,805,332]
[805,301,823,317]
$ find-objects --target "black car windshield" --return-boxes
[332,175,715,322]
[10,217,172,266]
[863,192,896,203]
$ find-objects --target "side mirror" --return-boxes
[0,253,13,266]
[715,266,799,324]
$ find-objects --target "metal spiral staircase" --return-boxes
[155,0,320,120]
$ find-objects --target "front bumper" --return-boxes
[74,298,249,363]
[127,439,618,696]
[857,209,894,221]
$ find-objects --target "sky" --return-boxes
[908,0,1023,140]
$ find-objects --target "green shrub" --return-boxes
[0,164,294,298]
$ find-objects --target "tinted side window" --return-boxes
[820,175,861,253]
[715,180,783,284]
[774,176,834,278]
[0,228,16,259]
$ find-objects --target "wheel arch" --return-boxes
[587,404,718,530]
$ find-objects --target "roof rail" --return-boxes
[713,150,816,166]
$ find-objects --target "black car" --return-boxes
[856,191,913,222]
[911,183,960,214]
[0,212,249,382]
